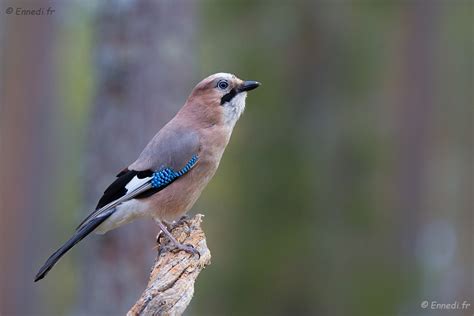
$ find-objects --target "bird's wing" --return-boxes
[35,127,200,282]
[76,127,200,231]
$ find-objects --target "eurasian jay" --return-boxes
[35,73,260,282]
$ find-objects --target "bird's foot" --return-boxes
[161,241,200,257]
[156,219,200,257]
[156,220,175,242]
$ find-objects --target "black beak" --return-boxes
[239,80,261,92]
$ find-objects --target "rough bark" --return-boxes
[128,214,211,316]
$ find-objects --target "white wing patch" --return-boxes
[125,175,152,192]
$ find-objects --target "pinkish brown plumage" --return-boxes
[35,73,260,282]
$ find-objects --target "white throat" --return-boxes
[223,92,247,127]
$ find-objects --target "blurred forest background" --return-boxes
[0,0,472,315]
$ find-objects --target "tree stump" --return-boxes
[128,214,211,316]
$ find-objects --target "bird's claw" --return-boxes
[160,242,200,258]
[173,242,201,258]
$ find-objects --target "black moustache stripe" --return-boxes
[220,88,237,105]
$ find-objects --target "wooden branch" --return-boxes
[127,214,211,316]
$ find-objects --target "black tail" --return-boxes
[34,209,115,282]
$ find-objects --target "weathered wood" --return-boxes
[128,214,211,316]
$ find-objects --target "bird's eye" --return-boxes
[217,80,229,90]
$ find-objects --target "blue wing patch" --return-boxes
[151,154,198,189]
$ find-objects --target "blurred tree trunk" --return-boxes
[394,1,438,258]
[389,3,439,312]
[0,12,57,316]
[78,1,196,315]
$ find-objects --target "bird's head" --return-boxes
[183,73,260,127]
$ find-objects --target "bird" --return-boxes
[34,73,260,282]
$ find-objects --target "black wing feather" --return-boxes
[75,169,153,230]
[96,169,138,209]
[96,169,153,209]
